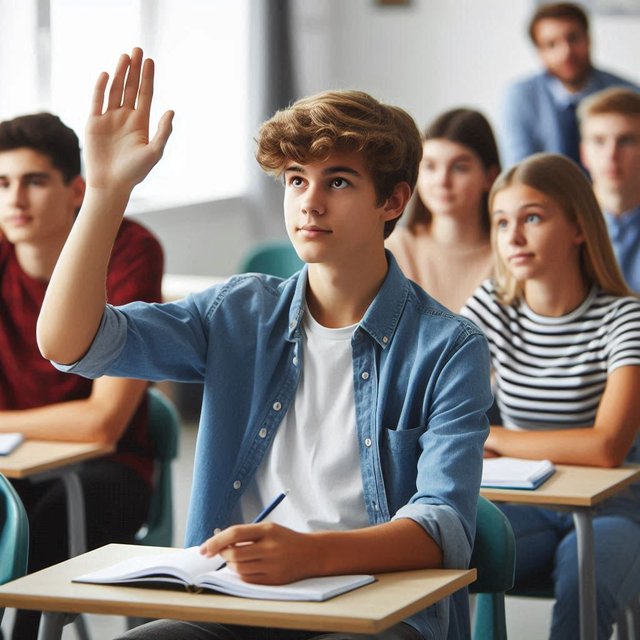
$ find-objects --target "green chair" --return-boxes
[0,472,29,624]
[134,387,180,548]
[470,496,516,640]
[239,241,303,278]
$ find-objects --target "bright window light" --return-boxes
[1,0,250,209]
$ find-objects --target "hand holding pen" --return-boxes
[198,490,321,584]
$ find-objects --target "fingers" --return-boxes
[90,72,109,116]
[122,47,144,109]
[200,523,266,557]
[150,110,175,157]
[107,53,131,110]
[136,58,155,116]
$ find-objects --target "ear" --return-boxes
[382,182,412,223]
[69,175,86,211]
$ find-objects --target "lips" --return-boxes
[298,225,331,238]
[3,214,31,227]
[508,253,534,263]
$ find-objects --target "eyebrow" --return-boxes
[492,202,545,216]
[284,164,363,178]
[423,153,475,163]
[0,172,51,181]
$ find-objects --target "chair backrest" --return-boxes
[134,388,180,548]
[469,496,516,640]
[0,472,29,623]
[470,496,516,593]
[239,241,303,279]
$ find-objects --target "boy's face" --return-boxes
[282,151,399,266]
[0,147,84,246]
[533,18,591,88]
[581,113,640,200]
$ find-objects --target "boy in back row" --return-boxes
[37,49,492,639]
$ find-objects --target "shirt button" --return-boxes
[293,356,298,366]
[273,401,282,411]
[289,321,296,329]
[382,336,389,344]
[233,480,241,490]
[258,428,267,438]
[364,437,372,447]
[361,371,369,380]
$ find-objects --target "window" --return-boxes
[0,0,250,208]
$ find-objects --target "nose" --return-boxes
[433,167,452,188]
[301,183,325,216]
[506,221,525,246]
[2,182,27,209]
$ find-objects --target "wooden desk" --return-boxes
[481,464,640,640]
[0,440,115,556]
[0,544,476,640]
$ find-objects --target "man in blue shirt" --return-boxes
[580,87,640,292]
[500,2,637,169]
[37,49,492,640]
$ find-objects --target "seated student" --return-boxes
[461,153,640,640]
[0,112,164,639]
[386,108,500,312]
[579,87,640,292]
[37,49,492,640]
[500,2,638,169]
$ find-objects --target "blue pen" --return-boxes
[252,490,289,524]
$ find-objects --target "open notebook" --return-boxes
[481,457,556,490]
[74,546,375,601]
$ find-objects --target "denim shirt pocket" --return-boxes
[380,425,425,511]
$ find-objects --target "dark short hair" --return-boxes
[0,113,81,183]
[255,90,423,238]
[528,2,589,45]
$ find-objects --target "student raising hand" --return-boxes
[85,47,174,193]
[37,49,172,366]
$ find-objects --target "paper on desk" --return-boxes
[0,432,25,455]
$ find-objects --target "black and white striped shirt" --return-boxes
[461,281,640,430]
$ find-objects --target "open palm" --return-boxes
[84,48,173,192]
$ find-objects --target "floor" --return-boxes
[1,407,560,639]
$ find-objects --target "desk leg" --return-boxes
[37,611,65,640]
[573,509,596,640]
[60,471,87,557]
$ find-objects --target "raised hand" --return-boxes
[84,48,174,193]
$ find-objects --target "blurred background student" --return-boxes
[386,108,500,312]
[462,153,640,640]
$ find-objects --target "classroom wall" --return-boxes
[141,0,640,278]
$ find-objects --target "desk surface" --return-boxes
[0,440,115,478]
[0,544,476,634]
[480,463,640,507]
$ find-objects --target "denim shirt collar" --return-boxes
[286,250,409,349]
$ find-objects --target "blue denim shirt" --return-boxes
[56,254,492,639]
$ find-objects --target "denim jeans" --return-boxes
[114,620,423,640]
[499,504,640,640]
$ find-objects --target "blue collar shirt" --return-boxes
[56,253,492,639]
[604,206,640,293]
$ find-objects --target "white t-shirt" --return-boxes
[239,307,369,532]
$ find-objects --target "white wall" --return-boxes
[136,0,640,278]
[291,0,640,140]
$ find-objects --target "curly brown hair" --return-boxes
[255,90,422,238]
